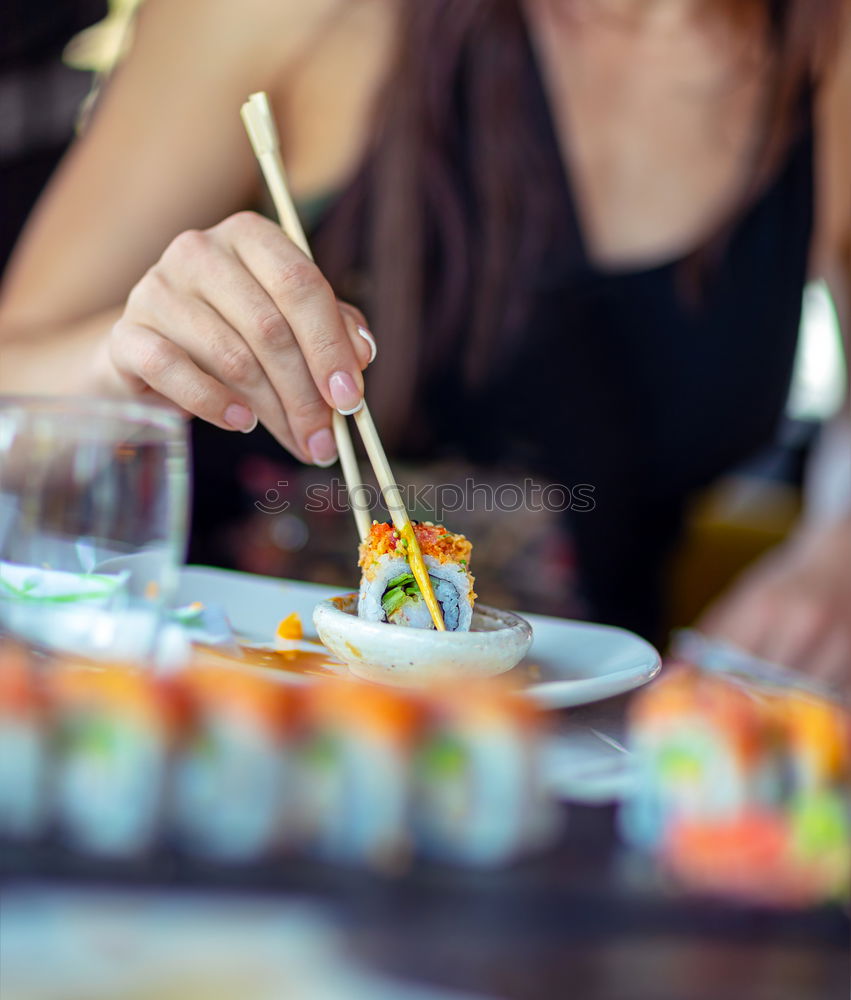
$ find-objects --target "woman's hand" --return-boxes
[698,517,851,690]
[105,211,376,466]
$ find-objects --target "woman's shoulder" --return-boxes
[123,0,398,200]
[126,0,362,80]
[266,0,400,198]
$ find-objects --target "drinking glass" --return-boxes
[0,397,189,661]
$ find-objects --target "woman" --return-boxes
[1,0,849,674]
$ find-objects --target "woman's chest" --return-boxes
[529,11,770,270]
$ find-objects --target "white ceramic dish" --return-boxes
[176,567,662,709]
[313,591,533,684]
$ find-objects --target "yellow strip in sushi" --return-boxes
[400,522,446,631]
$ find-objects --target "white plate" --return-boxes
[176,566,661,709]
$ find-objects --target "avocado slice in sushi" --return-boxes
[381,573,421,618]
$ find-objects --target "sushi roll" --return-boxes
[776,692,850,901]
[622,665,851,906]
[413,682,553,866]
[50,663,176,857]
[172,663,300,861]
[300,680,422,869]
[777,692,849,795]
[620,666,764,850]
[358,522,475,630]
[0,643,49,839]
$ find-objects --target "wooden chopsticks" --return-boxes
[240,92,446,631]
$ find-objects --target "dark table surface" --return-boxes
[2,693,849,1000]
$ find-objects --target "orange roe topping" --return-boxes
[427,679,545,732]
[307,680,423,744]
[49,663,176,731]
[0,644,42,716]
[181,664,300,733]
[630,665,765,764]
[358,522,472,571]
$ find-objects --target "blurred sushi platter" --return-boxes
[1,629,848,911]
[0,642,555,870]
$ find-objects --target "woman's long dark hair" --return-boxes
[315,0,849,442]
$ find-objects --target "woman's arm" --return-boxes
[699,28,851,687]
[0,0,386,464]
[0,0,383,462]
[2,0,334,337]
[0,0,260,394]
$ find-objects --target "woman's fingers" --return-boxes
[338,301,377,366]
[137,288,312,460]
[173,243,337,463]
[700,589,773,657]
[225,214,365,414]
[758,597,831,671]
[700,561,850,693]
[110,321,260,434]
[126,259,305,454]
[117,212,377,466]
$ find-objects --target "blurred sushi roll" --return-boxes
[413,682,553,867]
[773,693,850,900]
[0,643,564,872]
[358,522,475,630]
[0,644,49,839]
[300,681,422,869]
[619,666,764,850]
[172,665,299,861]
[621,665,851,906]
[779,693,849,796]
[50,663,176,858]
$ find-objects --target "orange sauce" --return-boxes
[236,645,344,679]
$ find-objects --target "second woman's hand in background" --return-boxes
[699,516,851,691]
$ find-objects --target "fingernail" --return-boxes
[307,428,338,467]
[224,403,257,433]
[329,371,363,415]
[356,325,378,364]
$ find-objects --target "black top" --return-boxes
[419,42,814,636]
[190,34,813,642]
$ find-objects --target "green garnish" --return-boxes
[381,572,423,616]
[62,717,118,758]
[419,734,467,778]
[382,586,410,615]
[305,732,338,768]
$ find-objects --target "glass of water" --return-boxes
[0,397,189,661]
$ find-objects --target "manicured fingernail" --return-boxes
[329,371,363,415]
[356,325,377,364]
[224,403,257,432]
[307,428,338,467]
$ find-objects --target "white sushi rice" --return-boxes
[358,555,473,631]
